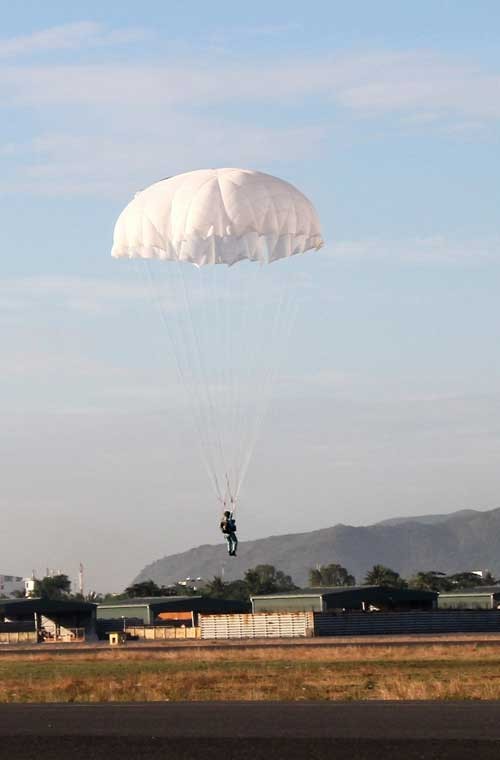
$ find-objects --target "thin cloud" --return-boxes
[1,50,499,123]
[0,21,147,59]
[331,236,500,263]
[0,125,326,197]
[0,275,148,315]
[1,46,499,199]
[0,346,127,380]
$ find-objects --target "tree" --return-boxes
[172,582,198,597]
[309,563,355,587]
[202,576,251,603]
[364,565,407,589]
[225,579,251,603]
[72,591,106,603]
[243,565,297,596]
[407,571,452,592]
[447,572,494,590]
[203,576,228,599]
[33,574,71,600]
[123,580,177,598]
[479,571,497,586]
[408,570,499,592]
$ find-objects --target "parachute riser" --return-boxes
[220,473,237,515]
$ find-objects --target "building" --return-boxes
[251,586,437,614]
[438,586,500,610]
[24,577,36,597]
[0,598,97,641]
[96,595,250,630]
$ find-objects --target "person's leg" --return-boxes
[231,533,238,556]
[225,535,232,555]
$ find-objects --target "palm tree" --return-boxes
[408,571,451,591]
[364,565,406,588]
[309,563,355,587]
[203,576,229,599]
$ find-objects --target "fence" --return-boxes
[41,627,85,643]
[199,612,314,640]
[125,625,200,640]
[314,609,500,637]
[0,631,38,644]
[0,621,37,645]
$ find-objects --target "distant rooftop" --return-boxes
[252,585,436,600]
[98,596,198,606]
[439,586,500,596]
[0,598,96,614]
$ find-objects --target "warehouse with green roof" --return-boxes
[97,595,249,629]
[438,586,500,610]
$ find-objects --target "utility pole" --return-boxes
[78,562,84,597]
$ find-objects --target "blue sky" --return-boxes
[1,1,500,590]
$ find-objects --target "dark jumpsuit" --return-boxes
[220,515,238,555]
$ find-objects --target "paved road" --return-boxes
[1,702,500,759]
[4,632,500,656]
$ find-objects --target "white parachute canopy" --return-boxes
[112,167,323,266]
[112,168,323,509]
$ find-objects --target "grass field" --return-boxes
[1,642,499,702]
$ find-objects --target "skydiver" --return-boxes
[220,510,238,556]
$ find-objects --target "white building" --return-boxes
[24,577,36,597]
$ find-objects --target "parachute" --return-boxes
[112,168,323,510]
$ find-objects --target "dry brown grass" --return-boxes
[1,642,499,702]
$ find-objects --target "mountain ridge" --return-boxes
[134,506,500,587]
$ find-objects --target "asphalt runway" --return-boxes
[1,701,500,759]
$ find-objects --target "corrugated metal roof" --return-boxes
[97,596,249,615]
[251,586,437,602]
[99,596,196,606]
[0,598,96,615]
[439,586,500,597]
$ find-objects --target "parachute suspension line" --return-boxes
[233,263,299,501]
[176,260,229,501]
[233,260,272,498]
[179,265,226,503]
[223,473,237,514]
[229,261,271,499]
[143,260,224,502]
[223,262,252,501]
[218,263,236,509]
[210,262,233,501]
[141,255,301,512]
[197,262,233,495]
[143,260,223,500]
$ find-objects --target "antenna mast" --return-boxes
[78,562,84,597]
